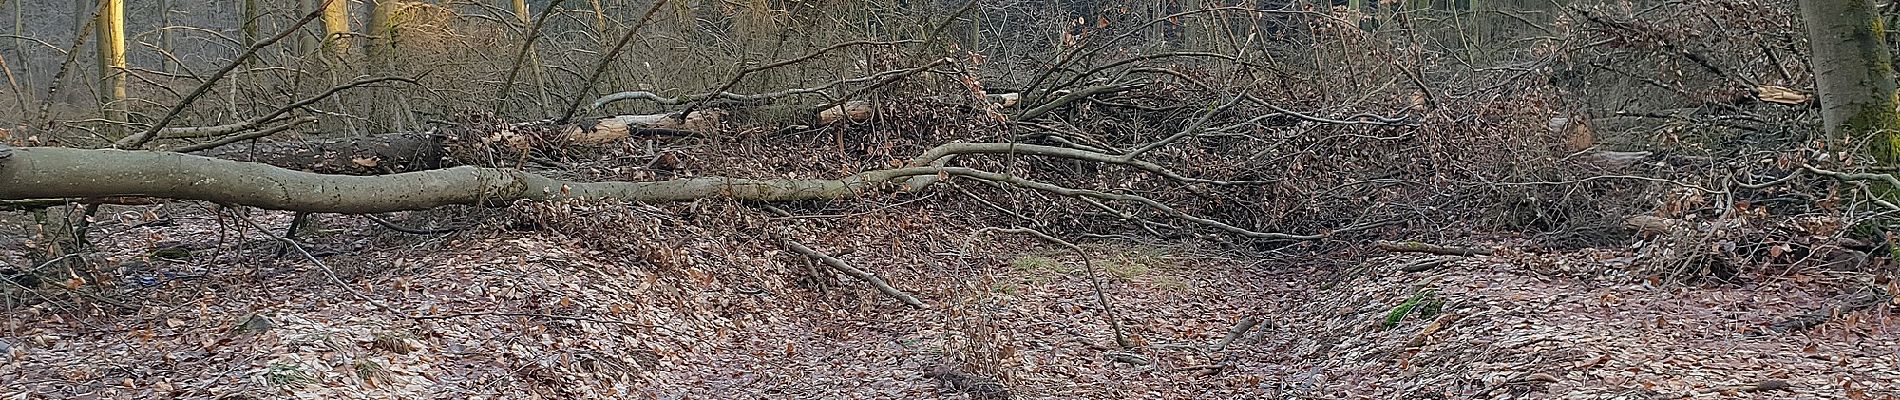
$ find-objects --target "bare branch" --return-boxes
[782,239,926,309]
[116,2,331,149]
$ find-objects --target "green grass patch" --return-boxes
[1383,288,1445,329]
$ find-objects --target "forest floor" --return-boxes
[2,208,1898,399]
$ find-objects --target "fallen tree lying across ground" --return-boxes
[0,141,1323,240]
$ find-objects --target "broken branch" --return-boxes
[782,238,926,309]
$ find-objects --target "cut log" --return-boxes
[562,110,724,144]
[818,101,875,125]
[1624,215,1682,236]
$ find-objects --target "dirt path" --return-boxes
[3,214,1897,399]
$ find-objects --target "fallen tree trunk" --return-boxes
[0,144,1323,240]
[0,146,931,213]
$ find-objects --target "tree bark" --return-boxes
[1801,0,1900,164]
[94,0,125,138]
[159,0,176,73]
[0,146,936,213]
[242,0,260,50]
[367,0,396,72]
[321,0,350,60]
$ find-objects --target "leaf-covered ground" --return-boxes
[2,209,1897,399]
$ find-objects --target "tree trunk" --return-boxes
[72,0,86,37]
[297,0,318,55]
[321,0,350,60]
[242,0,260,50]
[0,146,931,213]
[159,0,176,73]
[9,0,29,91]
[1802,0,1900,164]
[367,0,396,72]
[94,0,126,138]
[366,0,404,130]
[510,0,553,114]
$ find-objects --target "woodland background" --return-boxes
[1,0,1898,398]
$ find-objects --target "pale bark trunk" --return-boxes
[366,0,404,130]
[94,0,126,137]
[1802,0,1900,164]
[0,146,929,213]
[321,0,350,60]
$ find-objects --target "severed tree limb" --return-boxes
[561,110,724,144]
[782,238,925,309]
[166,117,315,152]
[1376,240,1495,256]
[0,197,159,211]
[157,116,315,139]
[1016,82,1143,121]
[0,147,1322,240]
[1397,257,1453,273]
[1208,315,1261,352]
[902,142,1273,190]
[1780,166,1900,211]
[0,146,947,213]
[150,76,415,143]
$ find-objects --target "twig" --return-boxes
[1208,315,1260,352]
[115,1,332,149]
[170,118,309,153]
[554,0,671,123]
[361,213,459,235]
[1376,240,1494,256]
[409,311,650,327]
[234,210,387,311]
[781,239,926,309]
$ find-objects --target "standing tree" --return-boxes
[365,0,403,130]
[1801,0,1900,164]
[321,0,349,60]
[367,0,396,71]
[94,0,126,137]
[158,0,176,72]
[242,0,260,49]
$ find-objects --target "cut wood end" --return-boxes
[819,101,874,124]
[1624,215,1681,235]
